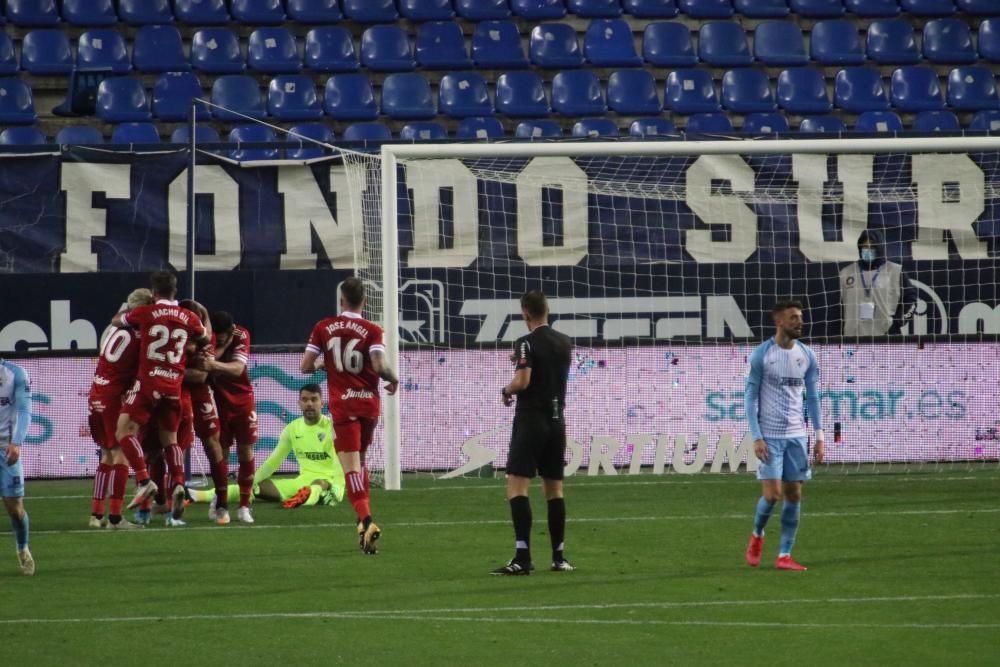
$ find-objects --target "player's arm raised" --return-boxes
[370,350,399,395]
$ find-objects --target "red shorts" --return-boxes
[219,408,258,449]
[120,379,182,433]
[88,392,122,450]
[333,416,377,454]
[187,383,220,440]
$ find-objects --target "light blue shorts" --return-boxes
[756,437,812,482]
[0,445,25,498]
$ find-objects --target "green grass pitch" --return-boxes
[2,470,998,666]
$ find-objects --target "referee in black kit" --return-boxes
[492,290,574,576]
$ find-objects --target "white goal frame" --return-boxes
[379,136,1000,490]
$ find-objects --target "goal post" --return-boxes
[378,136,1000,489]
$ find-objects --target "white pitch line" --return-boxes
[20,506,1000,537]
[0,593,995,627]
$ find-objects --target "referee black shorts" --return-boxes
[505,411,566,481]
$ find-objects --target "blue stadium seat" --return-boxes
[551,70,606,116]
[456,116,506,139]
[77,30,131,74]
[191,29,245,73]
[231,0,286,25]
[866,20,919,64]
[956,0,1000,14]
[473,21,529,68]
[20,30,72,74]
[607,69,662,114]
[305,28,359,72]
[969,110,1000,131]
[947,66,999,111]
[776,68,831,113]
[285,122,334,160]
[96,77,152,122]
[628,117,676,136]
[0,127,47,145]
[834,67,889,112]
[665,69,720,113]
[62,0,117,26]
[343,122,393,142]
[343,0,399,22]
[323,73,378,119]
[248,28,302,73]
[685,112,734,133]
[55,126,105,145]
[981,19,1000,63]
[679,0,734,18]
[624,0,679,17]
[698,21,752,66]
[854,110,903,132]
[456,0,512,20]
[0,34,16,75]
[515,119,563,137]
[400,121,448,140]
[845,0,900,16]
[401,0,456,20]
[361,26,416,72]
[799,115,846,132]
[287,0,343,23]
[6,0,60,26]
[512,0,568,19]
[170,126,221,144]
[133,26,190,73]
[174,0,230,25]
[496,71,550,116]
[530,23,583,68]
[643,22,697,66]
[753,21,808,66]
[923,19,976,65]
[721,69,776,112]
[381,73,436,119]
[789,0,845,17]
[153,72,207,121]
[572,118,619,137]
[569,0,623,16]
[810,19,865,66]
[439,72,493,117]
[734,0,789,16]
[118,0,175,25]
[229,125,280,161]
[585,19,642,66]
[900,0,955,16]
[210,75,266,121]
[112,123,162,144]
[416,21,473,70]
[911,110,960,131]
[889,66,945,111]
[268,75,321,120]
[742,112,789,134]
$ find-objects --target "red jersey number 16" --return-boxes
[329,336,363,375]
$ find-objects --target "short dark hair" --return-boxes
[210,311,234,334]
[300,383,323,397]
[150,271,177,298]
[178,299,197,311]
[341,277,365,309]
[772,300,803,317]
[520,290,548,319]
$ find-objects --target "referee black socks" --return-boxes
[509,495,532,563]
[547,498,566,562]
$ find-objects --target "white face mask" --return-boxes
[860,248,877,262]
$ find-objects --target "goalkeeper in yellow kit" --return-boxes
[191,384,345,510]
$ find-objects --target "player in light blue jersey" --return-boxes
[0,359,34,575]
[743,301,824,572]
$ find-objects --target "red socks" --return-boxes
[345,471,370,522]
[91,462,112,517]
[118,434,149,483]
[211,456,229,509]
[109,464,127,517]
[238,458,255,508]
[166,444,185,489]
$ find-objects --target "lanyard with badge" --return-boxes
[856,265,880,321]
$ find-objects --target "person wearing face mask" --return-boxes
[838,229,917,337]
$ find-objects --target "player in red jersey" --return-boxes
[88,288,153,529]
[205,311,258,524]
[300,277,398,555]
[112,272,210,523]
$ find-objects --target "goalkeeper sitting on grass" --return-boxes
[191,384,345,510]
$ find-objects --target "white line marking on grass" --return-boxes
[0,593,995,627]
[26,507,1000,536]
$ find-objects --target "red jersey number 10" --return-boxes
[329,336,363,375]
